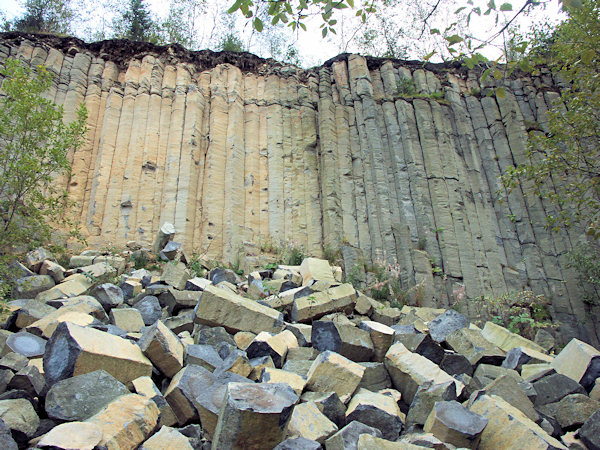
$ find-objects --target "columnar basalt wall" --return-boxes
[1,33,598,345]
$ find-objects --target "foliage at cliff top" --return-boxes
[0,57,87,254]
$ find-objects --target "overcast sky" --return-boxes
[0,0,564,67]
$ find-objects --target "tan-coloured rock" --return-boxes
[194,285,284,334]
[551,338,600,390]
[483,374,538,422]
[468,394,566,449]
[110,307,145,332]
[371,307,402,327]
[445,328,505,365]
[212,382,299,449]
[346,388,403,440]
[86,394,159,449]
[132,376,178,427]
[138,320,184,378]
[384,342,463,404]
[77,262,116,279]
[39,260,66,283]
[140,426,193,450]
[246,330,298,368]
[285,401,338,443]
[161,262,192,290]
[35,273,93,301]
[300,258,336,285]
[234,331,256,350]
[521,363,553,380]
[27,310,96,338]
[359,320,394,362]
[481,322,546,354]
[292,284,357,323]
[13,300,56,329]
[37,422,103,449]
[43,321,152,386]
[0,398,39,439]
[306,350,365,402]
[261,367,307,396]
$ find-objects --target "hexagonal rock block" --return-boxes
[5,332,46,358]
[86,394,159,450]
[532,373,586,406]
[291,284,357,323]
[384,342,463,404]
[109,307,145,333]
[39,260,65,283]
[345,388,403,440]
[551,338,600,390]
[502,346,553,372]
[428,310,468,343]
[406,380,458,427]
[306,351,365,403]
[36,422,103,450]
[13,275,55,299]
[445,328,505,366]
[324,421,382,450]
[194,285,284,335]
[246,330,298,368]
[219,349,253,378]
[212,382,299,450]
[43,322,152,386]
[547,394,600,430]
[133,295,162,325]
[299,258,336,285]
[7,365,44,396]
[468,394,566,449]
[359,320,394,362]
[140,426,193,450]
[91,283,124,311]
[132,376,178,427]
[312,321,374,362]
[138,320,184,378]
[482,374,538,422]
[357,362,392,392]
[481,322,546,354]
[578,409,600,450]
[261,367,306,396]
[285,401,338,443]
[45,370,129,421]
[159,288,202,315]
[424,401,488,449]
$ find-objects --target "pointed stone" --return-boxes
[306,351,365,402]
[346,388,403,440]
[212,382,299,449]
[481,322,545,353]
[91,283,124,311]
[138,320,184,378]
[502,346,553,372]
[132,376,178,427]
[194,285,284,334]
[246,330,298,368]
[185,344,223,372]
[394,333,445,365]
[43,322,152,386]
[312,321,374,362]
[445,328,505,366]
[154,222,176,255]
[300,391,346,428]
[551,338,600,390]
[428,310,468,343]
[133,295,162,325]
[25,248,54,273]
[7,365,44,396]
[483,374,538,422]
[424,400,488,449]
[39,260,66,283]
[324,421,383,450]
[578,409,600,450]
[406,381,458,426]
[359,320,394,362]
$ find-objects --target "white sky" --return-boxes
[0,0,565,67]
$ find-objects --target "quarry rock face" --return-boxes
[1,33,597,347]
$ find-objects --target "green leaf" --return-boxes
[455,6,466,13]
[481,67,493,82]
[299,22,307,31]
[582,49,595,64]
[500,2,512,10]
[227,0,242,14]
[496,87,506,98]
[271,15,280,25]
[253,17,263,32]
[445,35,464,46]
[322,27,328,37]
[430,28,440,35]
[347,0,354,7]
[423,51,436,61]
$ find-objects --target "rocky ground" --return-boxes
[1,224,599,449]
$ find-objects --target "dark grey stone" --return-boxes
[0,418,18,450]
[357,362,392,392]
[301,391,346,428]
[346,398,403,440]
[7,365,45,396]
[45,370,129,421]
[5,332,47,358]
[578,409,600,450]
[428,310,468,343]
[324,421,383,450]
[407,380,458,426]
[311,321,342,354]
[429,401,488,445]
[274,437,322,449]
[178,424,204,449]
[91,283,124,311]
[440,352,473,377]
[186,345,223,372]
[532,373,586,406]
[391,324,418,335]
[160,241,181,260]
[208,268,240,285]
[502,347,535,371]
[13,275,55,299]
[246,333,287,368]
[133,295,162,325]
[394,333,444,365]
[194,327,236,348]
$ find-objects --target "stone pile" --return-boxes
[1,239,599,449]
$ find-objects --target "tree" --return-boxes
[0,58,87,253]
[161,0,206,49]
[501,0,600,238]
[220,32,245,52]
[11,0,75,34]
[113,0,159,42]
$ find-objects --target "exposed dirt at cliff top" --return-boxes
[1,31,467,78]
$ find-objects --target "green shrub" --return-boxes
[567,242,600,305]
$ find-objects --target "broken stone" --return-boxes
[138,320,184,378]
[325,420,383,450]
[0,398,39,443]
[445,328,505,366]
[502,346,553,372]
[424,400,488,449]
[91,283,124,311]
[25,248,54,273]
[161,262,192,290]
[26,308,97,339]
[300,391,346,428]
[428,310,468,343]
[481,322,546,353]
[140,426,193,450]
[43,321,152,386]
[131,376,178,427]
[36,273,94,301]
[110,307,145,333]
[468,393,566,449]
[234,331,256,350]
[261,367,306,396]
[300,258,336,285]
[371,306,402,326]
[185,277,211,291]
[312,321,374,362]
[7,365,44,396]
[306,350,365,402]
[246,330,298,368]
[532,373,586,406]
[13,275,55,299]
[472,364,520,387]
[250,355,276,380]
[36,422,103,450]
[219,348,253,377]
[285,401,338,443]
[578,409,600,450]
[13,300,56,329]
[550,393,600,430]
[291,284,357,323]
[208,267,241,285]
[39,260,66,283]
[274,436,321,450]
[346,388,403,440]
[394,332,445,365]
[551,338,600,390]
[160,241,182,261]
[153,222,176,255]
[77,262,117,280]
[406,380,458,426]
[534,329,555,352]
[482,374,538,422]
[359,320,394,362]
[120,279,143,300]
[158,288,202,315]
[46,296,108,322]
[86,394,159,450]
[133,295,162,325]
[45,370,129,421]
[440,351,473,377]
[194,326,236,348]
[0,352,28,372]
[185,344,223,372]
[212,382,299,449]
[4,332,46,358]
[194,284,284,334]
[384,342,462,404]
[164,309,194,335]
